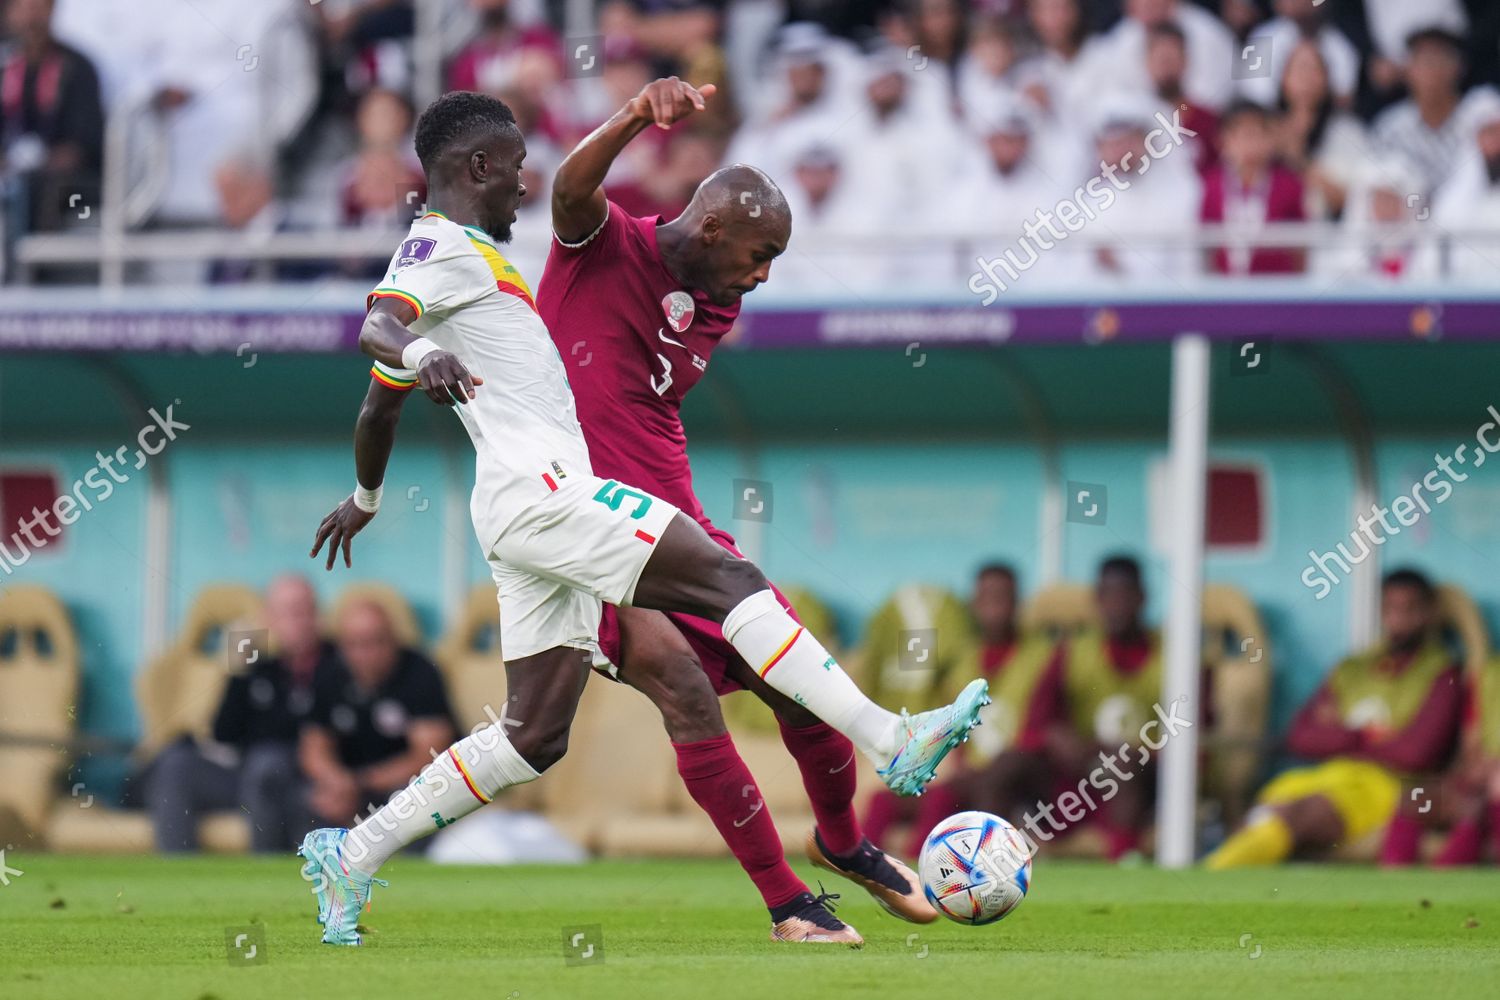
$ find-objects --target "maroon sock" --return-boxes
[1379,813,1423,867]
[1434,818,1483,866]
[862,789,902,850]
[778,719,863,856]
[906,782,962,858]
[674,735,806,910]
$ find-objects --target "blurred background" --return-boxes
[1,0,1498,869]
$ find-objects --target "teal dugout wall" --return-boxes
[2,341,1498,799]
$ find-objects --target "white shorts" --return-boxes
[487,474,679,661]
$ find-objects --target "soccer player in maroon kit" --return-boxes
[538,77,936,942]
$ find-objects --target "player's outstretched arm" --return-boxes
[310,380,409,570]
[552,76,716,243]
[360,297,483,407]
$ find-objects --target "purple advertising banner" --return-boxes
[732,298,1500,348]
[0,310,358,353]
[0,292,1494,352]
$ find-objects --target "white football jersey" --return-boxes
[368,212,593,553]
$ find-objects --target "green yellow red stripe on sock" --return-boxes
[759,627,804,679]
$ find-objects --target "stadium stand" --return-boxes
[1020,582,1097,641]
[135,584,262,760]
[50,584,263,854]
[8,0,1500,286]
[0,585,79,844]
[1199,583,1273,829]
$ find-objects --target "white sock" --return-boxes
[722,590,901,763]
[341,723,539,876]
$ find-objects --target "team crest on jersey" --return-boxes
[396,237,437,269]
[661,290,695,333]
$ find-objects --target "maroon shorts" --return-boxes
[596,523,799,696]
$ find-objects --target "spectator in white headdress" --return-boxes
[1086,0,1237,112]
[725,23,852,192]
[1417,88,1500,283]
[1317,155,1430,282]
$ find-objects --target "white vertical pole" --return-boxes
[1156,333,1210,868]
[1347,482,1380,650]
[142,467,171,665]
[1038,475,1063,586]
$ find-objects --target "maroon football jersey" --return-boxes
[537,201,740,526]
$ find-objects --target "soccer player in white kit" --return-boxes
[299,91,991,947]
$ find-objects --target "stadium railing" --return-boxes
[13,222,1500,289]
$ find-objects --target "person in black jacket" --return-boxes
[300,598,454,828]
[146,575,337,852]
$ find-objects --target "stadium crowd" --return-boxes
[3,0,1500,287]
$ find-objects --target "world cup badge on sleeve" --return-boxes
[397,237,437,269]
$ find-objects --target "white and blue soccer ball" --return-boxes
[918,811,1032,925]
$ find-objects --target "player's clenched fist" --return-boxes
[628,77,717,130]
[416,349,484,406]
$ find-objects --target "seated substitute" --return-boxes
[1026,555,1179,861]
[1207,569,1461,869]
[300,599,456,829]
[146,575,336,852]
[865,563,1057,857]
[1412,654,1500,866]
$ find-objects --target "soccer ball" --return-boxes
[918,811,1032,925]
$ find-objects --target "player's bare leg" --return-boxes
[612,606,862,945]
[631,511,990,797]
[300,646,589,945]
[721,655,937,923]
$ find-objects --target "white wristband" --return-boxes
[401,337,442,371]
[353,483,383,513]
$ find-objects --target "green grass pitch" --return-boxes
[2,854,1498,999]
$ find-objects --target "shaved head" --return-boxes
[686,164,792,240]
[658,163,791,305]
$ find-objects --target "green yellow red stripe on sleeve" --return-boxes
[367,287,425,317]
[370,365,417,391]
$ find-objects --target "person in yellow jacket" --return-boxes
[1207,569,1462,869]
[1022,555,1171,861]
